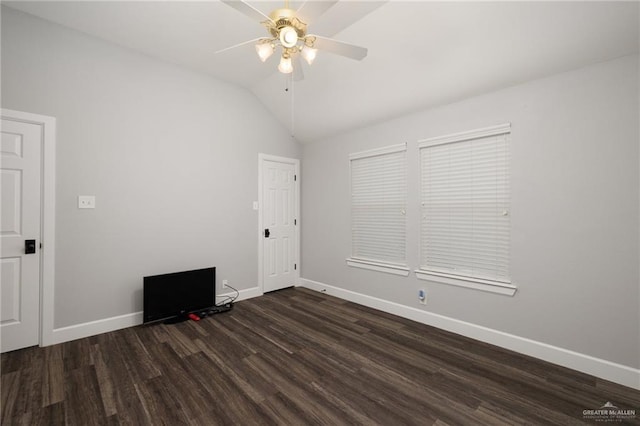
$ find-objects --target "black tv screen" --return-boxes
[143,267,215,323]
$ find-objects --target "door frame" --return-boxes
[257,154,300,294]
[1,108,56,347]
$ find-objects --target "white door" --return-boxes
[1,118,42,352]
[261,158,298,293]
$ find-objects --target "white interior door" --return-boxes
[1,118,42,352]
[261,158,298,293]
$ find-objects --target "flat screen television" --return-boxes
[143,267,215,324]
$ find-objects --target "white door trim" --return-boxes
[1,108,56,347]
[258,154,300,294]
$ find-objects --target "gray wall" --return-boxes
[301,55,640,369]
[1,7,301,328]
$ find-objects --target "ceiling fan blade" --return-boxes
[220,0,273,24]
[215,38,266,54]
[296,0,338,25]
[293,55,305,82]
[311,35,368,61]
[309,2,386,38]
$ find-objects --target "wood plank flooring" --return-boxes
[2,287,639,425]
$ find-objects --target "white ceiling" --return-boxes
[5,1,639,143]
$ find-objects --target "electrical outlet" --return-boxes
[78,195,96,209]
[222,279,228,289]
[418,289,427,305]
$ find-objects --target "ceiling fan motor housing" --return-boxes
[266,8,307,40]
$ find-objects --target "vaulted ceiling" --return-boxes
[5,1,639,143]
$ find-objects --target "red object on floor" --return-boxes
[188,313,200,321]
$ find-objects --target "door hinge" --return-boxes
[294,219,297,225]
[294,264,297,270]
[40,243,43,249]
[294,174,297,181]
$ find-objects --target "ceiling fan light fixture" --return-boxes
[278,54,293,74]
[301,46,317,65]
[255,41,275,62]
[279,26,298,48]
[218,0,369,81]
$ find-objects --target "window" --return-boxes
[347,143,409,276]
[416,124,515,295]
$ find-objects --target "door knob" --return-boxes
[25,239,36,254]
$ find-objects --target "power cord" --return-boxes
[216,283,239,306]
[189,285,238,319]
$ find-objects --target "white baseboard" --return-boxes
[300,278,640,391]
[50,286,263,345]
[51,311,143,345]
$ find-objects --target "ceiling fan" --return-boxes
[216,0,368,80]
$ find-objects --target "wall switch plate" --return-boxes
[78,195,96,209]
[252,201,259,210]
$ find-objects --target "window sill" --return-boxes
[346,258,410,276]
[415,270,517,296]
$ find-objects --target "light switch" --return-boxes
[252,201,259,210]
[78,195,96,209]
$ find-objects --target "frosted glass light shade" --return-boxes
[255,42,274,62]
[301,47,317,65]
[278,55,293,74]
[279,26,298,48]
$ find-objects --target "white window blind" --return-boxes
[419,124,511,285]
[350,144,407,268]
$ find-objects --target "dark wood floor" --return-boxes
[2,287,639,425]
